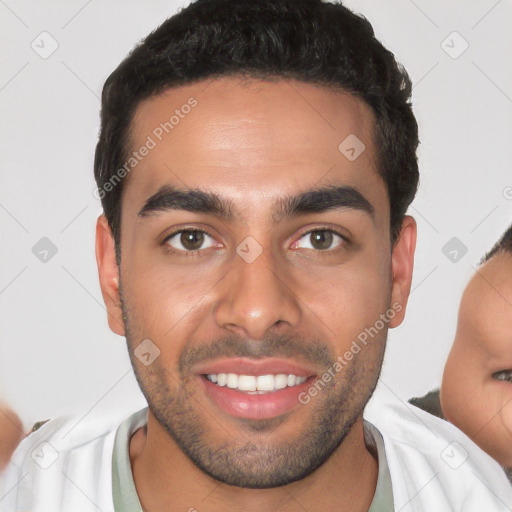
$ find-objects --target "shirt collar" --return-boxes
[112,409,394,511]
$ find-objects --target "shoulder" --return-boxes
[0,410,132,512]
[365,399,512,511]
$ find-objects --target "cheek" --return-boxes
[124,235,205,295]
[476,389,512,466]
[500,399,512,437]
[294,255,391,343]
[121,257,219,343]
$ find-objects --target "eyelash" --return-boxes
[161,226,349,257]
[162,227,217,257]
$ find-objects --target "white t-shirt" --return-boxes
[1,400,511,511]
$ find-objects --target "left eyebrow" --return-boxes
[137,184,374,221]
[272,185,374,221]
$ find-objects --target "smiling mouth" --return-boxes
[204,373,310,394]
[492,369,512,383]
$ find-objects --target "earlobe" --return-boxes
[389,215,417,328]
[95,215,125,336]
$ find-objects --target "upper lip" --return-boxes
[192,357,318,377]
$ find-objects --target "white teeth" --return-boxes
[226,373,238,389]
[257,374,275,391]
[238,375,257,391]
[206,373,308,392]
[275,374,288,390]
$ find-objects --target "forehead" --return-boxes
[122,76,385,218]
[468,254,512,301]
[462,253,512,332]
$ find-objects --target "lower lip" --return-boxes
[198,375,314,420]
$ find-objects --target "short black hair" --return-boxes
[480,223,512,264]
[94,0,419,263]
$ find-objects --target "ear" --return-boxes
[388,215,417,328]
[95,214,125,336]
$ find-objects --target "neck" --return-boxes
[130,412,378,512]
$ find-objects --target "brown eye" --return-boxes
[295,229,344,251]
[165,230,214,252]
[310,231,333,250]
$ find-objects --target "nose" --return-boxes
[213,245,302,340]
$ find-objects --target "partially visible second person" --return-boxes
[411,224,512,481]
[0,405,25,472]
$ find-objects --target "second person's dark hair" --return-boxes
[480,223,512,264]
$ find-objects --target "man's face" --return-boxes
[98,77,413,487]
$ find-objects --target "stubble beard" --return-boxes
[120,285,386,488]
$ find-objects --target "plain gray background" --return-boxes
[1,0,511,428]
